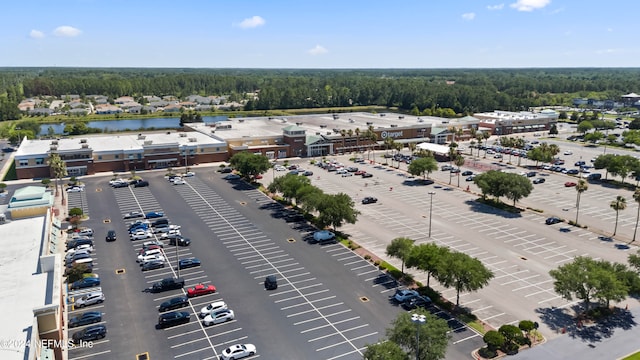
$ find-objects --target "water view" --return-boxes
[38,115,228,135]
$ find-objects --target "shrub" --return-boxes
[69,207,83,217]
[388,269,403,280]
[483,330,504,351]
[373,260,381,266]
[478,347,497,359]
[364,254,372,261]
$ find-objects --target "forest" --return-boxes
[1,67,640,122]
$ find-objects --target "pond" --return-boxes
[38,116,228,135]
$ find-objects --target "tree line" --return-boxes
[2,67,640,122]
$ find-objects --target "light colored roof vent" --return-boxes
[188,138,197,142]
[80,138,87,143]
[179,133,187,137]
[144,140,153,145]
[50,145,57,151]
[81,144,89,148]
[51,140,58,145]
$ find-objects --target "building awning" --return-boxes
[147,158,177,163]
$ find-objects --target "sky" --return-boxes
[0,0,637,68]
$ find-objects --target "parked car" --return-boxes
[112,181,129,188]
[564,181,577,187]
[70,277,101,290]
[173,178,186,185]
[264,275,278,290]
[401,295,433,311]
[133,180,149,187]
[199,301,228,318]
[157,311,190,329]
[71,324,106,343]
[341,172,353,177]
[123,211,144,219]
[65,238,93,251]
[187,284,216,298]
[220,167,233,173]
[178,258,201,270]
[461,170,473,176]
[392,289,419,303]
[362,197,378,204]
[362,173,373,178]
[145,211,165,219]
[142,240,164,248]
[441,165,453,171]
[546,217,562,225]
[310,230,336,244]
[465,175,476,181]
[532,178,546,184]
[159,296,190,312]
[224,174,241,180]
[74,291,105,308]
[130,230,153,240]
[141,260,165,271]
[220,344,256,360]
[302,170,314,176]
[105,230,116,242]
[67,186,84,193]
[69,311,102,328]
[168,236,191,247]
[203,309,235,326]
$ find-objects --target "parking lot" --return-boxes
[274,152,637,339]
[48,170,486,360]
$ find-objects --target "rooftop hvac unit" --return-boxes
[81,144,89,149]
[239,119,245,123]
[138,135,146,140]
[326,132,332,135]
[144,140,153,145]
[51,140,58,145]
[179,133,187,137]
[80,139,87,143]
[50,145,58,151]
[188,138,197,142]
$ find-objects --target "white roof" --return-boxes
[0,216,49,360]
[416,142,451,155]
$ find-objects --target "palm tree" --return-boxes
[633,189,640,242]
[482,131,491,158]
[454,155,465,187]
[394,142,403,169]
[574,179,588,225]
[354,128,360,148]
[48,153,68,204]
[340,129,347,152]
[610,195,627,236]
[347,129,354,152]
[408,142,417,155]
[366,126,378,162]
[476,133,484,157]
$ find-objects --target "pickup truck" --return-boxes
[151,277,185,293]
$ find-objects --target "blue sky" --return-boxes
[0,0,636,68]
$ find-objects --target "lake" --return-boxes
[38,116,228,135]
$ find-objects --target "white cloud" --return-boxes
[509,0,550,11]
[30,29,44,39]
[462,12,476,20]
[308,45,328,56]
[235,16,266,29]
[487,4,504,10]
[53,25,82,37]
[607,28,613,32]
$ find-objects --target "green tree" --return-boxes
[575,179,588,225]
[634,189,640,242]
[229,151,271,180]
[629,250,640,272]
[577,121,594,134]
[363,341,408,360]
[268,173,311,204]
[437,251,494,306]
[408,156,438,180]
[386,237,415,275]
[69,207,83,217]
[503,172,534,206]
[48,153,67,203]
[454,155,465,187]
[315,193,360,231]
[66,263,91,283]
[518,320,535,337]
[550,256,605,312]
[482,330,504,353]
[406,243,450,288]
[385,309,451,360]
[0,182,6,193]
[610,195,627,236]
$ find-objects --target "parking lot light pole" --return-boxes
[411,314,426,360]
[428,191,436,237]
[176,239,180,279]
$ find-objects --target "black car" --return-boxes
[532,178,546,184]
[66,238,93,251]
[159,296,190,312]
[461,170,473,176]
[151,277,185,293]
[72,324,107,343]
[545,216,562,225]
[219,167,233,173]
[157,311,190,329]
[401,295,433,311]
[526,171,537,177]
[142,260,165,271]
[112,181,129,188]
[69,311,103,328]
[284,212,305,222]
[264,275,278,290]
[178,258,201,270]
[362,173,373,178]
[105,230,116,242]
[362,197,378,204]
[168,236,191,247]
[133,180,149,187]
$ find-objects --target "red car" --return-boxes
[187,284,216,298]
[564,181,577,187]
[139,245,161,254]
[354,170,366,175]
[254,174,263,179]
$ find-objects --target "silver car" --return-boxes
[74,292,105,308]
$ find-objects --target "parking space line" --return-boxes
[481,312,506,321]
[493,269,529,280]
[471,305,493,313]
[294,309,352,325]
[68,350,112,360]
[170,336,210,348]
[501,274,540,286]
[343,259,364,265]
[288,302,343,317]
[212,336,249,349]
[357,269,379,276]
[453,333,481,344]
[173,346,214,359]
[350,264,372,271]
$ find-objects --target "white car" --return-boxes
[203,309,234,326]
[182,171,195,177]
[130,230,153,240]
[142,240,164,248]
[109,178,127,185]
[160,229,181,238]
[67,186,84,192]
[74,292,105,308]
[274,165,286,171]
[137,254,165,264]
[173,178,186,185]
[564,150,573,155]
[69,244,94,253]
[336,169,348,174]
[199,301,228,318]
[341,172,353,177]
[153,224,181,234]
[220,344,256,360]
